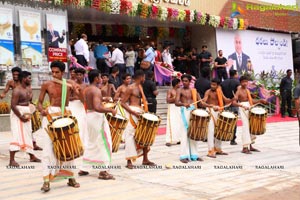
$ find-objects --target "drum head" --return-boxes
[107,113,125,120]
[142,113,159,121]
[52,117,74,128]
[221,111,235,118]
[251,107,266,115]
[192,109,209,117]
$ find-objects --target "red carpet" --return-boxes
[157,114,298,135]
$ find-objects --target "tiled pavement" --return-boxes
[0,121,300,200]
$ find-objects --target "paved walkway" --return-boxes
[0,121,300,200]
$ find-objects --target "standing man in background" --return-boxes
[280,69,294,118]
[198,45,212,79]
[142,71,159,114]
[111,45,126,80]
[74,34,89,67]
[215,50,228,82]
[94,40,109,74]
[0,67,22,99]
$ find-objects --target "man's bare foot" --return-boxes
[142,161,156,166]
[33,142,43,151]
[249,145,260,152]
[180,158,189,163]
[216,151,228,155]
[9,160,20,167]
[165,143,172,147]
[78,170,89,176]
[241,147,252,154]
[126,160,134,169]
[29,156,41,163]
[196,157,203,161]
[41,182,50,192]
[98,171,115,180]
[67,178,80,188]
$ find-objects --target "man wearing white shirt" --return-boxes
[162,45,173,68]
[74,34,89,67]
[111,45,125,80]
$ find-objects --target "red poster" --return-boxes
[48,47,67,62]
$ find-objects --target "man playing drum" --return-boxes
[78,69,117,180]
[165,78,181,147]
[1,67,42,150]
[233,75,267,154]
[114,73,132,115]
[121,70,155,169]
[38,61,81,192]
[114,73,132,142]
[100,73,116,102]
[175,74,202,163]
[201,78,232,158]
[114,73,132,102]
[69,67,88,147]
[9,71,41,167]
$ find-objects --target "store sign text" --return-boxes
[141,0,191,7]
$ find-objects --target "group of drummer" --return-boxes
[166,71,268,163]
[4,60,268,192]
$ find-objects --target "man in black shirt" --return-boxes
[189,47,199,78]
[142,71,159,113]
[221,69,240,145]
[109,66,121,89]
[214,50,228,82]
[198,45,212,79]
[280,69,294,118]
[194,67,211,99]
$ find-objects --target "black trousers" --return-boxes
[190,65,200,79]
[96,58,109,74]
[216,68,228,81]
[280,90,292,116]
[75,55,87,67]
[225,106,239,142]
[146,98,157,114]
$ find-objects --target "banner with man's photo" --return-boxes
[0,8,14,69]
[216,29,293,76]
[46,14,67,62]
[19,10,42,72]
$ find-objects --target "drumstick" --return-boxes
[115,98,120,111]
[52,78,73,88]
[192,99,204,105]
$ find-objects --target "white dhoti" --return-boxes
[81,111,112,171]
[42,107,76,182]
[10,106,34,154]
[239,102,256,147]
[69,100,88,147]
[179,106,199,161]
[207,109,222,152]
[124,106,143,161]
[166,104,181,144]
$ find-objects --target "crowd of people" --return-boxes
[1,35,298,193]
[70,33,238,85]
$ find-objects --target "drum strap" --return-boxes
[216,87,224,111]
[61,79,67,116]
[191,89,197,109]
[246,89,253,106]
[180,105,195,130]
[138,85,148,112]
[117,102,126,118]
[129,115,137,129]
